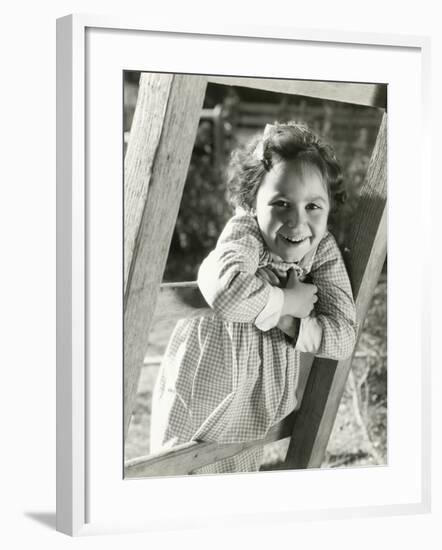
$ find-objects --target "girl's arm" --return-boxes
[306,233,357,360]
[197,214,280,324]
[254,233,356,360]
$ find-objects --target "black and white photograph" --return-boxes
[2,0,439,544]
[123,72,387,478]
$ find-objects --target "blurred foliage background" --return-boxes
[124,72,387,471]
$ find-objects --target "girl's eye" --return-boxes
[306,203,320,211]
[273,200,290,208]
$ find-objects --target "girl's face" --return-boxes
[254,160,330,263]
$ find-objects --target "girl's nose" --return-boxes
[286,210,306,229]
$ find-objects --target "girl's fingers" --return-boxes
[258,269,272,285]
[259,267,280,286]
[268,270,280,286]
[287,268,298,285]
[257,270,270,283]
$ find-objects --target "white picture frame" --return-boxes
[56,14,431,536]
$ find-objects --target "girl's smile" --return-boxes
[254,160,330,263]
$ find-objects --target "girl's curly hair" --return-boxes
[226,121,345,213]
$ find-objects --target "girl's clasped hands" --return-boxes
[257,266,318,319]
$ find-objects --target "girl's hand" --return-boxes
[281,268,318,319]
[277,314,298,338]
[256,266,282,287]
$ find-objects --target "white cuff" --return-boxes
[295,315,323,353]
[197,253,217,306]
[254,286,284,331]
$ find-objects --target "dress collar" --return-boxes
[259,247,317,279]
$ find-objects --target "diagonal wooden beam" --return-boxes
[284,113,387,469]
[124,73,208,439]
[208,77,387,109]
[125,411,296,478]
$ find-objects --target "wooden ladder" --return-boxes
[123,73,387,477]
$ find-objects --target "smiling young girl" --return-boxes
[150,122,357,474]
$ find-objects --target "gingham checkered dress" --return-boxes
[150,213,357,474]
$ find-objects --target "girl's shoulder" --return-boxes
[219,211,263,244]
[311,231,342,269]
[215,212,268,264]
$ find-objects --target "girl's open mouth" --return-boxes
[279,234,310,245]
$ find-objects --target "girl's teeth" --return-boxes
[284,235,307,243]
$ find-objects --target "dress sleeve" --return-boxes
[308,233,358,360]
[197,214,273,323]
[295,315,323,353]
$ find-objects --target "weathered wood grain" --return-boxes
[208,77,387,109]
[124,73,208,438]
[125,411,296,478]
[283,113,387,469]
[124,73,172,292]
